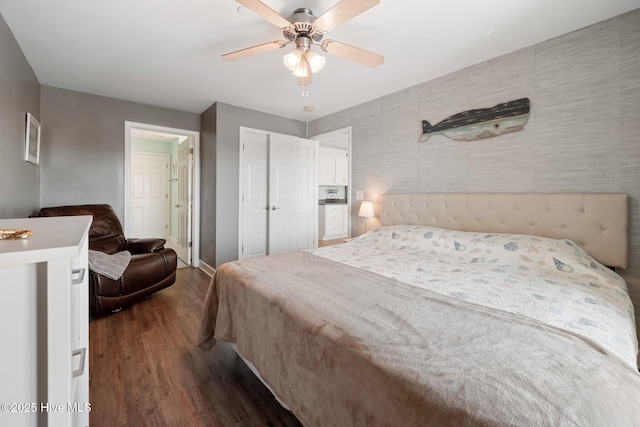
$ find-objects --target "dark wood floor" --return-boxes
[89,267,303,427]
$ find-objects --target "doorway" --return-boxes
[124,122,200,268]
[311,127,352,238]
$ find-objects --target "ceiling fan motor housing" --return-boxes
[283,8,324,42]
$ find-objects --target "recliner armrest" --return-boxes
[123,238,166,254]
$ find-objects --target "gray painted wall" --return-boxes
[309,9,640,278]
[200,102,307,267]
[0,13,40,219]
[40,86,200,220]
[200,103,217,267]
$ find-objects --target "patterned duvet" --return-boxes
[309,225,638,368]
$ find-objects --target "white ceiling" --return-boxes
[1,0,638,121]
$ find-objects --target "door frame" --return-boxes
[124,121,201,267]
[175,138,192,264]
[310,126,352,237]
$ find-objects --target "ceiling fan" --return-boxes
[223,0,384,86]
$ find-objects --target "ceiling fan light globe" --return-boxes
[283,49,302,72]
[306,51,326,73]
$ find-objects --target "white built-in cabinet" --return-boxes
[318,147,348,186]
[0,215,92,427]
[319,204,349,240]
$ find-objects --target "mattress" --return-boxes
[199,219,640,425]
[308,224,638,368]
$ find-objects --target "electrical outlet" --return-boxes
[356,191,364,201]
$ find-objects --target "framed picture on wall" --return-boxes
[25,113,41,165]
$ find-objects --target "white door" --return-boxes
[130,152,168,239]
[268,133,316,254]
[176,139,192,264]
[240,129,316,259]
[241,130,269,258]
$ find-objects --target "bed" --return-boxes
[199,193,640,426]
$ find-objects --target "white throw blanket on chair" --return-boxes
[88,250,131,280]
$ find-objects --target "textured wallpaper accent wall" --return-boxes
[309,9,640,277]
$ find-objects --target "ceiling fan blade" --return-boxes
[313,0,379,33]
[222,40,286,61]
[236,0,292,29]
[321,40,384,68]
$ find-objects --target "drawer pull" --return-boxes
[71,268,85,285]
[72,347,86,378]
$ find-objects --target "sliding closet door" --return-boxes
[268,133,316,254]
[239,128,317,260]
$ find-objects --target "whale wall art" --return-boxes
[419,98,530,142]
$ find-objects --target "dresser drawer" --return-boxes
[325,212,343,224]
[325,222,345,236]
[325,206,344,222]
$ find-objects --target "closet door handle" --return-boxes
[71,268,85,285]
[271,206,281,210]
[72,347,86,378]
[262,206,269,210]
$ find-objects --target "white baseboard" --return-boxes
[198,260,215,277]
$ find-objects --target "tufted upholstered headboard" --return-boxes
[379,193,628,269]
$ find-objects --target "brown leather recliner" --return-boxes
[36,204,177,315]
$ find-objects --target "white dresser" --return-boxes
[0,216,92,427]
[318,204,349,240]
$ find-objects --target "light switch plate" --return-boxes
[355,190,364,201]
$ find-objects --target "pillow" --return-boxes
[356,225,624,288]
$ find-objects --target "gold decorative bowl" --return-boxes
[0,229,33,240]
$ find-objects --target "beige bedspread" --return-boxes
[199,251,640,426]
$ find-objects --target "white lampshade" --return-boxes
[283,49,302,72]
[306,50,326,73]
[284,43,325,84]
[358,201,374,218]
